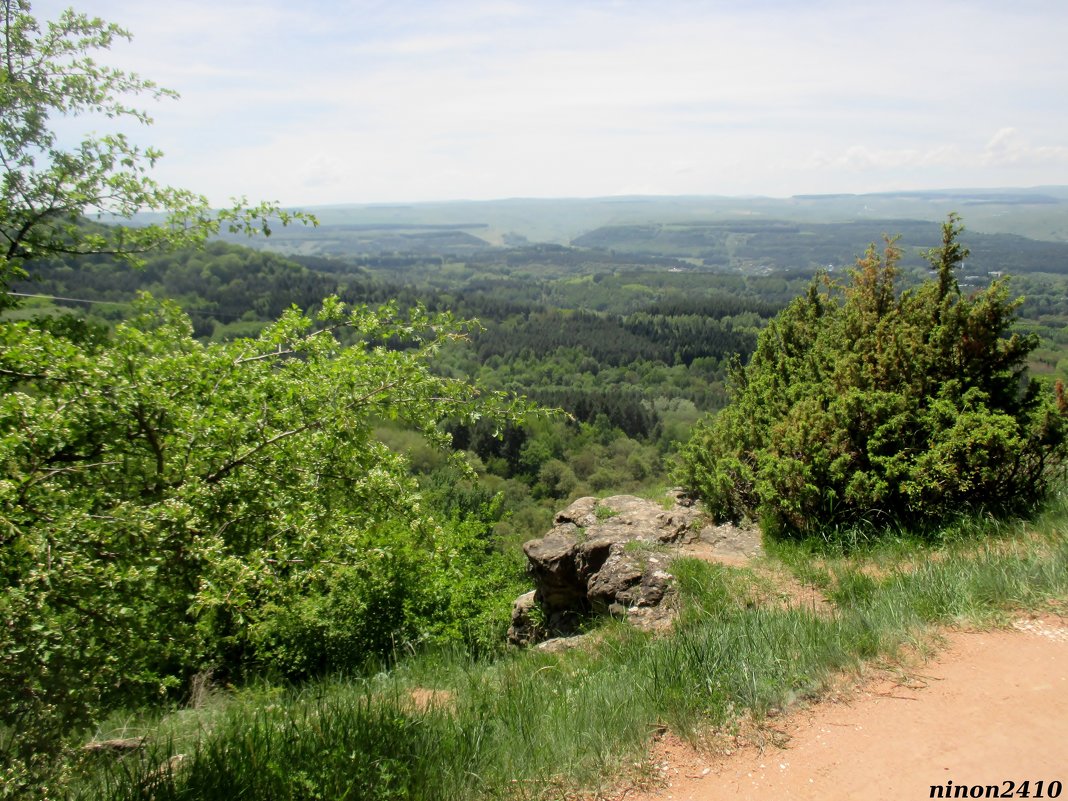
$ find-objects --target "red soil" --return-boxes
[629,616,1068,801]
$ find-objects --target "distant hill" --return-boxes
[220,188,1068,255]
[574,219,1068,275]
[213,196,1068,277]
[241,222,494,258]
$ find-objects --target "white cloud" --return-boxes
[983,128,1068,167]
[796,129,1068,194]
[804,143,974,172]
[25,0,1068,203]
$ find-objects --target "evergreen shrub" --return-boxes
[679,215,1068,539]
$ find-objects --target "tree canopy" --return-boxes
[1,297,529,766]
[678,215,1068,539]
[0,0,311,304]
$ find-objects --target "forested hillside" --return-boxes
[5,3,1068,796]
[20,208,1068,470]
[573,218,1068,274]
[219,189,1068,250]
[13,207,1068,799]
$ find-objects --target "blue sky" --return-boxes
[32,0,1068,206]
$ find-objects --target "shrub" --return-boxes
[0,296,529,784]
[679,215,1068,539]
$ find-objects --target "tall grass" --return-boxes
[68,501,1068,801]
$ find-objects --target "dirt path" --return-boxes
[630,616,1068,801]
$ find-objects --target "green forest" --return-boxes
[4,1,1068,799]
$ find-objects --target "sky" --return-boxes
[30,0,1068,207]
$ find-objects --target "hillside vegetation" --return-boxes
[680,217,1068,538]
[8,209,1068,798]
[5,1,1068,797]
[57,508,1068,800]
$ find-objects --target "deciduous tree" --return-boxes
[0,3,529,793]
[0,0,312,305]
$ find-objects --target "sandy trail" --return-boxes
[630,617,1068,801]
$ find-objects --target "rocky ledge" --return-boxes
[508,492,709,647]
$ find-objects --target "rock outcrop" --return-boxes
[508,493,706,646]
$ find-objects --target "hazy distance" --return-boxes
[31,0,1068,207]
